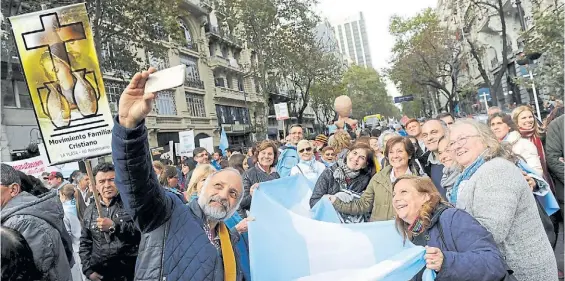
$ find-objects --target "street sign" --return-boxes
[394,95,414,103]
[477,88,491,101]
[275,103,289,120]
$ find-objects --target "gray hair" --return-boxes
[1,164,21,186]
[449,119,518,164]
[75,172,88,183]
[377,130,400,151]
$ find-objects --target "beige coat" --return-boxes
[505,131,543,175]
[333,165,396,221]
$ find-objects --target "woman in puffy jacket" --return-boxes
[392,175,508,281]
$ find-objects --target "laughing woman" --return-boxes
[448,119,558,281]
[392,176,507,281]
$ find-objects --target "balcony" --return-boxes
[209,55,245,73]
[184,77,205,90]
[205,25,244,48]
[179,42,199,56]
[215,87,249,101]
[490,56,499,70]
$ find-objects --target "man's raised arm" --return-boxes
[112,68,171,233]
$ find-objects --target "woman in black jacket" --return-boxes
[310,142,375,222]
[239,140,280,216]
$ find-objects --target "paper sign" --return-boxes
[5,144,79,178]
[9,4,114,165]
[275,103,289,120]
[200,137,214,154]
[178,130,195,156]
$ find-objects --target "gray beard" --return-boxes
[198,195,229,221]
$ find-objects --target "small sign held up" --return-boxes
[274,103,289,120]
[394,95,415,103]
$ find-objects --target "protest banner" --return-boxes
[9,3,114,165]
[248,176,432,281]
[5,144,80,178]
[200,137,214,155]
[178,130,195,156]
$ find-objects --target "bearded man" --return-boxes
[112,68,249,281]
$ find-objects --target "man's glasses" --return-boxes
[299,147,313,153]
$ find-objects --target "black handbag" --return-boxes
[437,220,518,281]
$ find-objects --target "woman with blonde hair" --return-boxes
[512,105,554,190]
[152,160,165,177]
[391,175,508,281]
[184,164,217,201]
[330,131,351,159]
[448,119,557,281]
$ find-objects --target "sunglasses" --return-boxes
[299,147,313,153]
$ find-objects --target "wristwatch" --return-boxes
[108,221,116,234]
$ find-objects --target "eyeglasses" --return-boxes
[447,135,480,150]
[299,147,313,153]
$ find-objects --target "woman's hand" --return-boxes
[522,171,536,191]
[250,183,260,196]
[424,246,443,272]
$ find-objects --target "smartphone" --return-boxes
[144,64,186,93]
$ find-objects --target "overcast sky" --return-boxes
[316,0,438,98]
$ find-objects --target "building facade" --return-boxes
[0,0,264,161]
[331,12,373,68]
[436,0,556,110]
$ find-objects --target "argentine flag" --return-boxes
[248,176,433,281]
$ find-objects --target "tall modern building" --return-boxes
[331,12,373,68]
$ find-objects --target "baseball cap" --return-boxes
[48,171,64,180]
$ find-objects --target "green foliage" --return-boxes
[387,8,462,112]
[343,66,400,119]
[520,2,564,97]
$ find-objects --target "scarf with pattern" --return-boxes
[333,158,361,190]
[449,150,487,204]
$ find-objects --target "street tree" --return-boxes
[461,0,514,106]
[519,1,564,98]
[343,65,400,120]
[215,0,320,130]
[387,8,466,112]
[310,81,345,126]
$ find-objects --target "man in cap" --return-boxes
[313,134,328,161]
[48,171,68,190]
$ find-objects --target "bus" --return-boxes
[363,114,382,128]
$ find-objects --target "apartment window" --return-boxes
[1,79,32,108]
[185,93,206,117]
[179,20,194,48]
[154,90,177,115]
[226,75,233,89]
[237,77,244,91]
[215,77,225,87]
[104,80,128,113]
[221,47,229,58]
[148,52,169,70]
[215,105,249,125]
[180,54,200,80]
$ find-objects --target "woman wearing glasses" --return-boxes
[290,140,327,183]
[447,119,557,281]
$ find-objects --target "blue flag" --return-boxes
[248,176,433,281]
[219,128,229,156]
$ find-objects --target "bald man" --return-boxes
[112,68,248,281]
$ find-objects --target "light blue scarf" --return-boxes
[449,151,487,204]
[299,159,317,170]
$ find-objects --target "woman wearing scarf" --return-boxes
[377,130,400,167]
[447,119,558,281]
[512,106,554,190]
[310,142,375,223]
[329,136,424,222]
[490,112,543,175]
[392,175,508,281]
[290,140,327,183]
[437,136,459,199]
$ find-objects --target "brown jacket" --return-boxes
[332,165,395,221]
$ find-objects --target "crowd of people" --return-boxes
[1,67,563,281]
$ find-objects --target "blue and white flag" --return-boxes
[248,176,432,281]
[219,127,229,156]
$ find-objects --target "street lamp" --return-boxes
[517,52,543,120]
[512,0,526,31]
